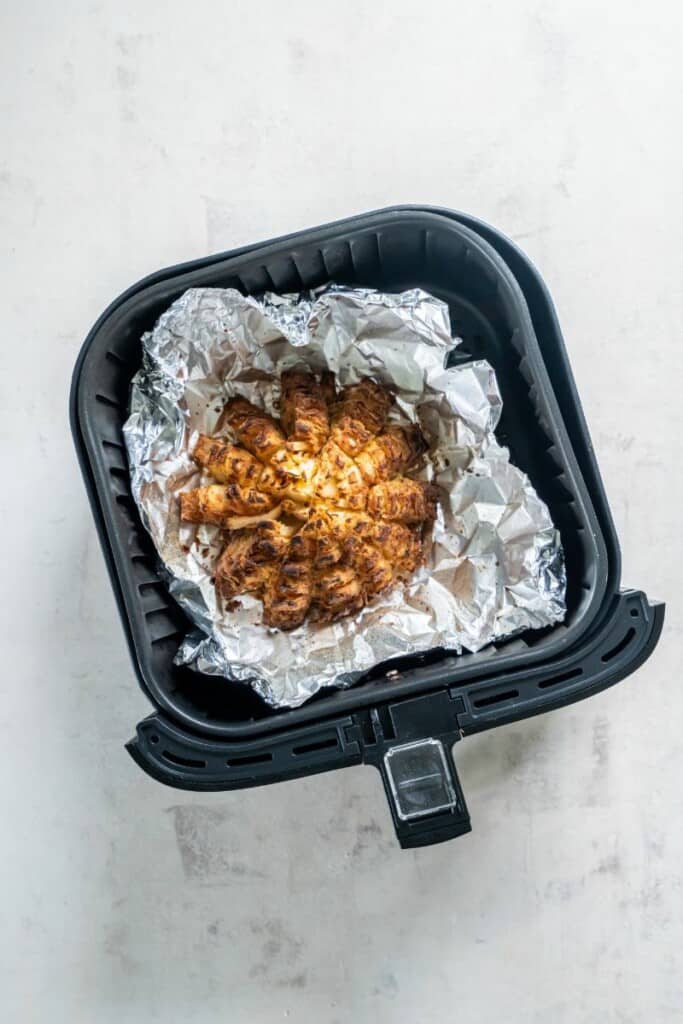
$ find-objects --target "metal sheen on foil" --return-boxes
[123,286,566,708]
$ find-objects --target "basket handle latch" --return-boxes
[350,690,471,848]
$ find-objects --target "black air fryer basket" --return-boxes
[71,207,663,848]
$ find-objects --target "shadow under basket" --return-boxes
[71,207,663,848]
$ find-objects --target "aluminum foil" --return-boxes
[123,285,566,708]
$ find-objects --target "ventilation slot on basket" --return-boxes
[264,256,299,292]
[546,477,575,503]
[138,581,165,595]
[601,628,636,664]
[131,553,153,565]
[115,494,139,527]
[150,632,180,645]
[320,241,353,282]
[226,752,273,768]
[286,256,304,290]
[95,393,121,409]
[538,668,583,690]
[349,233,382,282]
[473,688,520,709]
[102,441,127,472]
[162,750,206,769]
[131,563,162,588]
[141,598,169,617]
[296,247,329,290]
[105,351,126,366]
[292,737,339,756]
[259,265,277,292]
[145,609,181,645]
[146,609,174,623]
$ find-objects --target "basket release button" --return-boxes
[383,738,457,821]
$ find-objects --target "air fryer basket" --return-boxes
[71,208,663,847]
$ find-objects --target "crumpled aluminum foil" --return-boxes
[123,285,566,708]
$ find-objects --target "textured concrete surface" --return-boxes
[2,2,681,1021]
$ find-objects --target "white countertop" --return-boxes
[2,2,680,1021]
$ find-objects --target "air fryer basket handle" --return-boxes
[377,737,471,848]
[128,591,663,849]
[348,694,473,848]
